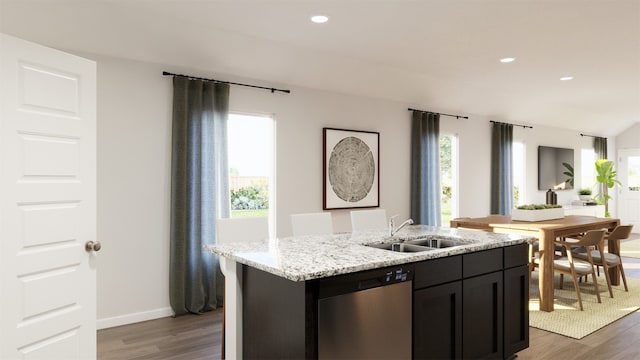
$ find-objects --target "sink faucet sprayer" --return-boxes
[389,215,414,236]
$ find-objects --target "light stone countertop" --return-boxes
[205,225,535,281]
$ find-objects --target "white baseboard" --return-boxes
[97,307,175,330]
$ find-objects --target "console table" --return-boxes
[564,205,605,217]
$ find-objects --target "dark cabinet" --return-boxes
[503,244,530,356]
[461,248,504,359]
[412,245,528,360]
[462,271,504,359]
[242,265,314,359]
[413,256,463,359]
[414,281,463,359]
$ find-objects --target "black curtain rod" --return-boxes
[162,71,291,94]
[408,108,468,119]
[580,133,605,139]
[489,120,533,129]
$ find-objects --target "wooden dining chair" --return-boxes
[549,229,605,310]
[572,225,632,298]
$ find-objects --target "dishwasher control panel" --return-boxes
[384,267,411,283]
[318,264,414,299]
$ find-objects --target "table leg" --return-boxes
[538,229,555,312]
[608,238,620,286]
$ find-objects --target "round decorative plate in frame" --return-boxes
[323,128,379,209]
[328,136,375,202]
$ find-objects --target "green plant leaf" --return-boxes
[562,162,574,186]
[562,162,574,173]
[594,159,620,213]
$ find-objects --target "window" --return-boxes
[227,113,274,220]
[512,141,526,205]
[440,134,458,224]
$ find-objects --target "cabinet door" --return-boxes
[414,281,462,360]
[504,265,529,356]
[462,272,503,360]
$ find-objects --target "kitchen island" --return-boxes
[207,225,534,359]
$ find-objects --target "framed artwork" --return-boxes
[323,127,380,210]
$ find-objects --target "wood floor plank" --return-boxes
[98,311,222,360]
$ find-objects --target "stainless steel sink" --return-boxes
[366,242,435,253]
[405,238,460,249]
[365,238,464,253]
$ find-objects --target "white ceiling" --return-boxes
[1,0,639,136]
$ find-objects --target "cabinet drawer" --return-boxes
[414,256,462,289]
[463,248,503,278]
[504,243,529,268]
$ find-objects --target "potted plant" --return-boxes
[512,204,564,221]
[594,159,621,217]
[578,188,592,201]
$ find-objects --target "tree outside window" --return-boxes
[440,134,457,224]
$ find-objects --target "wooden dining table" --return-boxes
[450,215,620,312]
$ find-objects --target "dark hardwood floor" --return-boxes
[518,254,640,360]
[97,310,223,360]
[98,254,640,360]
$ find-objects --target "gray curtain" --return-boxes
[594,137,607,160]
[594,136,608,202]
[170,76,230,316]
[490,122,513,215]
[411,111,441,226]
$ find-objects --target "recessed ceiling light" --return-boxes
[310,15,329,24]
[560,76,574,81]
[500,57,516,63]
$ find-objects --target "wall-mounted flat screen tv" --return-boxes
[538,146,574,190]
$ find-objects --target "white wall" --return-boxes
[617,122,640,149]
[96,57,174,328]
[92,54,620,327]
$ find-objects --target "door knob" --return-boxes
[85,241,102,252]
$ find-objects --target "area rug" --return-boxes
[619,237,640,259]
[528,272,640,339]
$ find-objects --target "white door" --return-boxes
[0,34,97,359]
[618,149,640,229]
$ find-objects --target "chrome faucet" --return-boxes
[389,215,414,236]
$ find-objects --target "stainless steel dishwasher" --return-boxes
[317,265,413,359]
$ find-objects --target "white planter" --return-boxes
[511,207,565,222]
[579,195,592,201]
